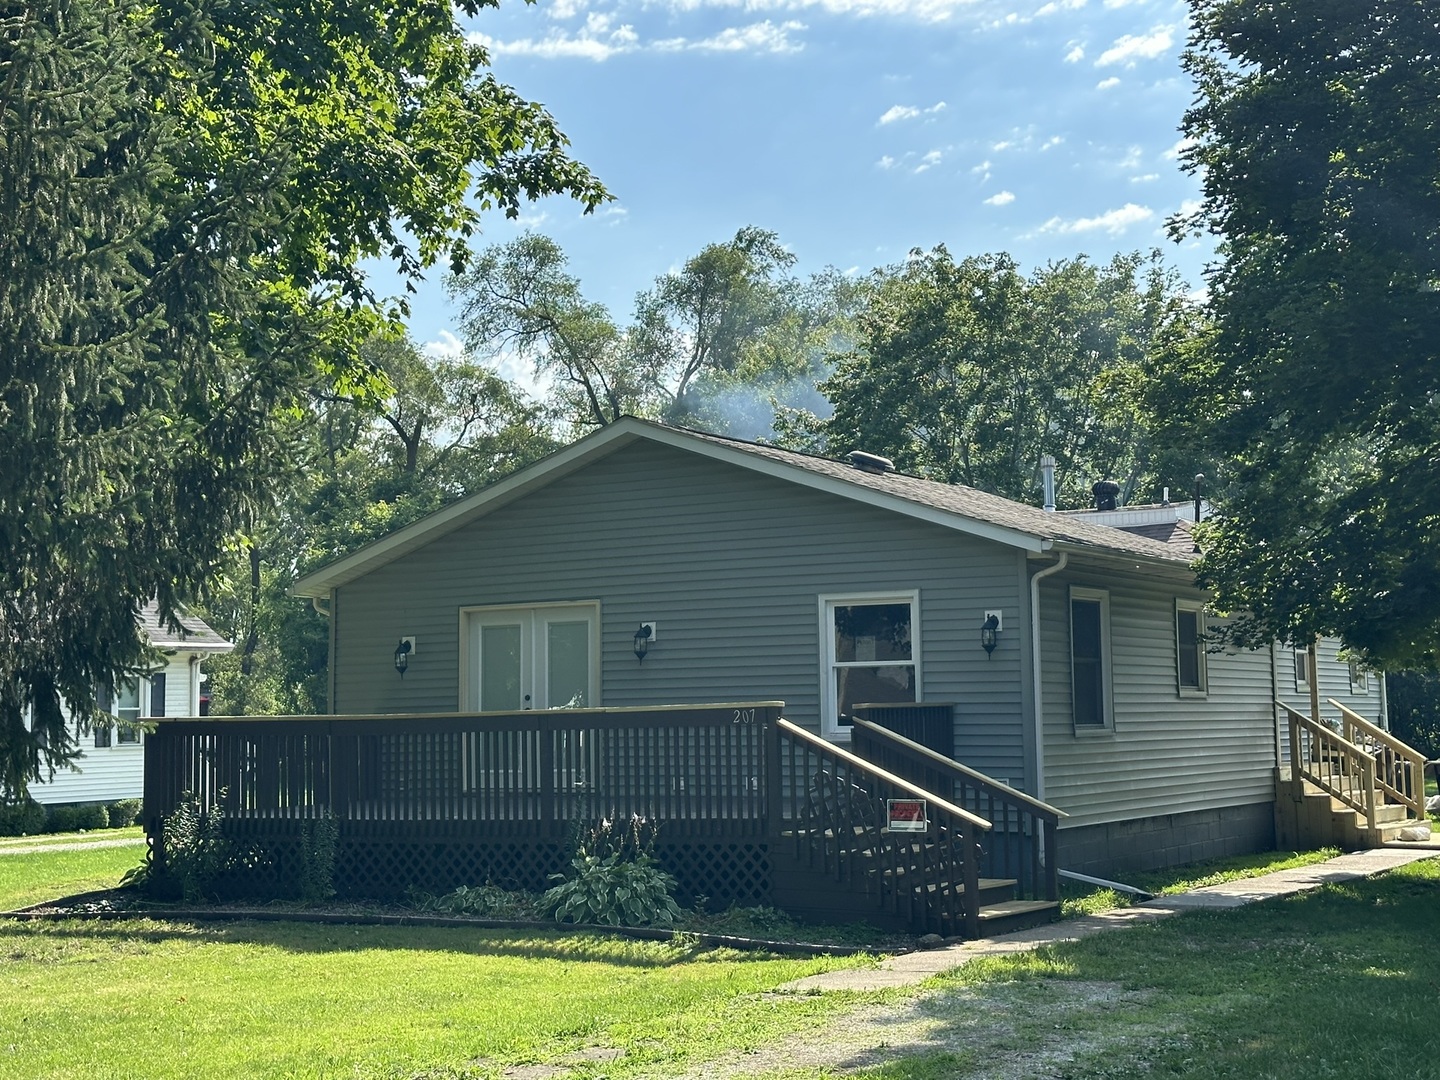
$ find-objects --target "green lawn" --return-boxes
[0,919,877,1080]
[0,844,144,911]
[0,826,144,848]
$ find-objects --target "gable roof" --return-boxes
[291,417,1191,597]
[140,602,233,652]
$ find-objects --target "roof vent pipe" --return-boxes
[1193,473,1205,523]
[847,450,895,474]
[1039,454,1056,512]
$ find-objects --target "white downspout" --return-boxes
[1029,551,1068,802]
[188,654,200,716]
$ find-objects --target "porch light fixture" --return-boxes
[394,638,412,676]
[633,623,653,663]
[980,613,1001,655]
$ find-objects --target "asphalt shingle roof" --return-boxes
[139,602,232,649]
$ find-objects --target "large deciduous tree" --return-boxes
[813,248,1199,505]
[0,0,603,798]
[1166,0,1440,666]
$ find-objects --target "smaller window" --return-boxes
[1348,659,1369,694]
[93,723,112,749]
[1293,649,1311,693]
[1175,601,1207,695]
[1070,587,1112,731]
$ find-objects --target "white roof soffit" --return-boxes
[290,418,1053,597]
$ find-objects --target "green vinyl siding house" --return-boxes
[283,417,1385,878]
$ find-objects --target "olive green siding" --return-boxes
[1038,562,1277,829]
[331,441,1031,784]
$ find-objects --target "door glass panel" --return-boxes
[834,603,912,662]
[479,624,523,711]
[546,621,591,709]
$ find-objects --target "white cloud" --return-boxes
[514,209,550,228]
[876,154,899,169]
[1163,136,1196,160]
[1096,76,1120,90]
[547,0,591,18]
[1102,0,1148,7]
[1036,0,1086,14]
[1177,198,1203,218]
[597,205,629,225]
[984,190,1016,206]
[914,149,943,173]
[471,18,804,60]
[657,0,1001,24]
[879,104,921,125]
[1096,25,1175,66]
[422,330,465,360]
[1041,135,1064,150]
[1064,43,1085,63]
[1130,172,1159,183]
[970,159,992,174]
[877,100,946,125]
[1037,202,1154,235]
[1116,145,1143,169]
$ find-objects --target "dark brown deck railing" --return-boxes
[144,702,993,933]
[773,718,991,938]
[850,716,1065,903]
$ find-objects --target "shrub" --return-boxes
[77,803,109,830]
[542,816,681,928]
[0,799,46,836]
[131,791,234,903]
[45,805,81,833]
[294,815,338,904]
[108,799,142,828]
[414,883,542,920]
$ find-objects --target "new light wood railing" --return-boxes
[1278,701,1379,829]
[1329,699,1428,821]
[772,718,992,938]
[850,717,1066,903]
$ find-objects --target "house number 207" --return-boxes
[732,708,756,724]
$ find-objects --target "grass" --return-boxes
[1060,846,1342,918]
[918,857,1440,1080]
[0,826,144,848]
[0,844,145,911]
[0,919,881,1080]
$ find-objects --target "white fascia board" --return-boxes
[634,425,1047,554]
[290,423,647,597]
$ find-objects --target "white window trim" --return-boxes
[818,590,921,742]
[1069,586,1114,734]
[1348,659,1370,695]
[1175,599,1208,698]
[458,601,601,712]
[1293,648,1311,694]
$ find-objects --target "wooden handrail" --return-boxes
[777,719,992,831]
[1329,699,1427,819]
[851,719,1067,821]
[1278,701,1378,827]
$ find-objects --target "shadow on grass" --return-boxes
[0,916,819,967]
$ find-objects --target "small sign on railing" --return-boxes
[886,798,928,833]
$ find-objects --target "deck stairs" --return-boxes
[770,717,1065,938]
[1276,699,1432,850]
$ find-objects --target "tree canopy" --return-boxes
[0,0,603,798]
[809,247,1200,505]
[1164,0,1440,666]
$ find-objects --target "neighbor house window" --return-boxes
[820,592,919,739]
[1070,587,1112,731]
[1293,649,1310,693]
[1348,660,1369,694]
[1175,600,1207,695]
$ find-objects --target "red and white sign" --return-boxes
[886,798,928,833]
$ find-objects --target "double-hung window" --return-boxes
[1175,600,1207,695]
[1070,587,1112,731]
[1293,649,1311,693]
[1347,660,1369,694]
[821,592,919,739]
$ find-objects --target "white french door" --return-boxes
[464,603,599,712]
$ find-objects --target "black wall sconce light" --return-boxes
[633,622,654,663]
[394,637,413,676]
[980,612,1001,655]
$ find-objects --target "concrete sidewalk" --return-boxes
[785,846,1440,992]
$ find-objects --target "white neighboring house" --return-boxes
[29,603,233,806]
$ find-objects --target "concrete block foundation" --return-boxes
[1058,801,1277,879]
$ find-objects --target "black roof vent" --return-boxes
[847,451,895,474]
[1091,479,1122,511]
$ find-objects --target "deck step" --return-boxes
[977,899,1061,934]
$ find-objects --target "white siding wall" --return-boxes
[332,441,1034,783]
[29,653,202,806]
[1039,563,1277,829]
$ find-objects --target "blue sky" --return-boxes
[386,0,1210,365]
